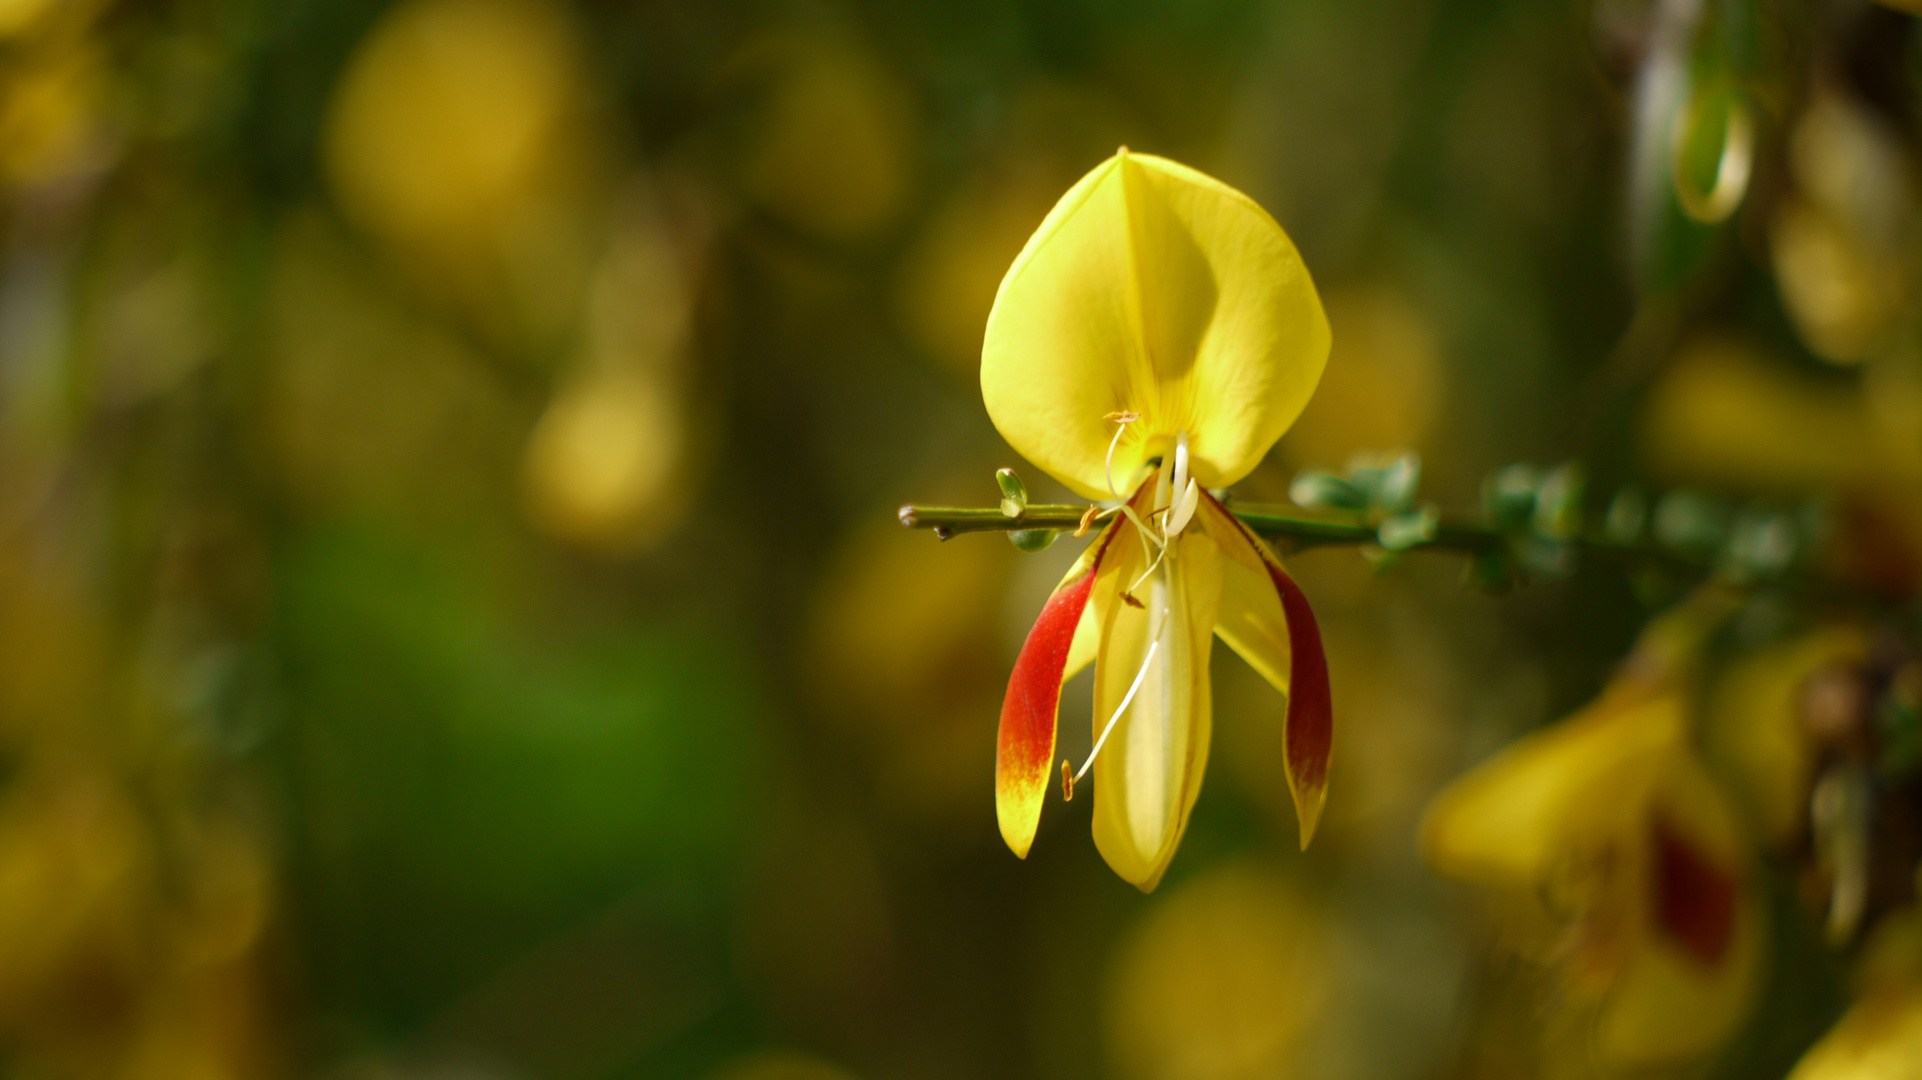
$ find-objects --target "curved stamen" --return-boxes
[1103,411,1140,502]
[1076,635,1160,783]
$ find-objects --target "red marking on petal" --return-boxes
[996,527,1118,857]
[1651,814,1736,966]
[1270,563,1332,839]
[1195,489,1334,848]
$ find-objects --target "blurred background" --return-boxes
[0,0,1919,1077]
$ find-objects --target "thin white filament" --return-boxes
[1075,633,1161,782]
[1165,478,1200,538]
[1104,419,1132,502]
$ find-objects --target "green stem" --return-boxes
[898,500,1708,568]
[896,501,1879,604]
[901,501,1508,554]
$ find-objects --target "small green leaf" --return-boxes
[1346,451,1421,514]
[1009,529,1057,552]
[1532,462,1584,540]
[1482,464,1541,531]
[1377,505,1439,552]
[996,468,1029,518]
[1604,488,1647,544]
[1290,470,1368,512]
[1654,491,1731,555]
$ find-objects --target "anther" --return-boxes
[1061,760,1075,801]
[1104,410,1140,423]
[1074,505,1101,537]
[1121,591,1145,609]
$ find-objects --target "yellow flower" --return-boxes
[981,150,1333,891]
[1422,604,1763,1072]
[1789,914,1922,1080]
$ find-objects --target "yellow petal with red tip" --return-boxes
[1596,754,1761,1070]
[1090,515,1223,891]
[1422,687,1683,888]
[980,151,1329,501]
[996,524,1120,857]
[1197,494,1332,847]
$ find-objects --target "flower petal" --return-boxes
[997,523,1120,857]
[1091,514,1224,891]
[1197,495,1331,848]
[1594,754,1761,1070]
[981,151,1330,500]
[1421,688,1683,890]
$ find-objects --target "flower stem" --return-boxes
[900,501,1708,578]
[900,501,1494,552]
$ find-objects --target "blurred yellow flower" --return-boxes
[981,150,1333,890]
[1423,602,1764,1072]
[0,0,57,37]
[0,41,106,188]
[1706,626,1870,847]
[805,518,1011,821]
[729,35,914,240]
[326,0,583,249]
[325,0,600,342]
[1640,335,1877,492]
[1105,865,1326,1080]
[1788,914,1922,1080]
[1279,283,1443,470]
[1771,90,1913,367]
[523,190,704,553]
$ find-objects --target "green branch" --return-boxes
[901,501,1501,553]
[897,500,1727,582]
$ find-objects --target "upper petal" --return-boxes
[981,151,1330,500]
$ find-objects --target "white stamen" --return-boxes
[1103,414,1137,502]
[1165,478,1200,537]
[1076,635,1160,782]
[1171,432,1189,501]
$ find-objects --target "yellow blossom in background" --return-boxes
[0,0,57,36]
[894,83,1145,375]
[327,0,583,247]
[1423,599,1764,1072]
[325,0,600,341]
[1105,865,1326,1080]
[1278,283,1444,471]
[1705,626,1870,847]
[523,186,705,553]
[805,517,1010,821]
[1641,335,1879,492]
[728,34,914,240]
[1770,90,1913,367]
[1788,914,1922,1080]
[896,169,1066,375]
[981,150,1333,890]
[0,41,106,189]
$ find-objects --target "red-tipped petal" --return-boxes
[1268,562,1331,847]
[1651,812,1737,966]
[997,526,1119,857]
[1197,492,1332,848]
